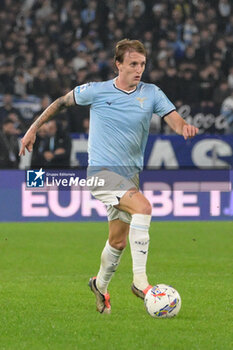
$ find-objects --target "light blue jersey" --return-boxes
[74,79,175,178]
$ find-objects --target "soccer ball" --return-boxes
[144,284,181,318]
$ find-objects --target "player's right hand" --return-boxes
[19,129,36,156]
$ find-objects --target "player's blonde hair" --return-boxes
[114,39,147,64]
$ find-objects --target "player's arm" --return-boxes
[164,110,199,140]
[19,90,75,156]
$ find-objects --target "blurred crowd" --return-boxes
[0,101,71,169]
[0,0,233,168]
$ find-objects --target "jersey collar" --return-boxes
[113,77,137,95]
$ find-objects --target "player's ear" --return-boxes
[115,60,121,72]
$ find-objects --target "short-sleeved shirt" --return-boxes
[73,79,175,178]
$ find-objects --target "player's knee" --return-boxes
[109,237,127,250]
[142,202,152,215]
[138,200,152,215]
[116,240,127,250]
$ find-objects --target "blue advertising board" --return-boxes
[1,135,233,222]
[144,135,233,169]
[0,169,232,222]
[68,134,233,169]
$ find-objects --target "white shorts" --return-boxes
[89,170,139,224]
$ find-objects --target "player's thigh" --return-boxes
[115,188,152,215]
[108,219,130,250]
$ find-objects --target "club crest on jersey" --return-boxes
[136,97,147,108]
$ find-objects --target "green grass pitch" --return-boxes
[0,222,232,350]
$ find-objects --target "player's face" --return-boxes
[117,51,146,89]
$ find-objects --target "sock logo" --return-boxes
[138,250,147,254]
[134,240,149,245]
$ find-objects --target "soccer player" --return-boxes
[19,39,198,314]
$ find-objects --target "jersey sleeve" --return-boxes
[73,82,97,105]
[153,85,176,117]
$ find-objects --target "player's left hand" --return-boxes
[182,124,199,140]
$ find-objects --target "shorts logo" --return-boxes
[26,168,45,187]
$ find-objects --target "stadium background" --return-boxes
[0,1,233,350]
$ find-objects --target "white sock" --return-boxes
[96,240,123,294]
[129,213,151,291]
